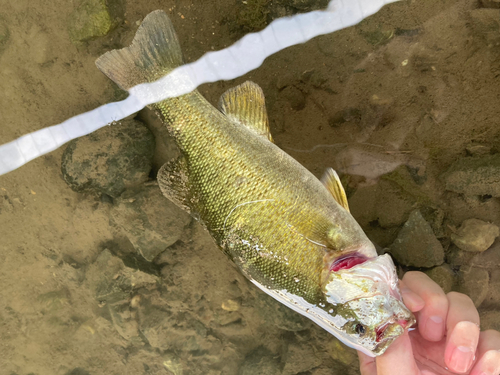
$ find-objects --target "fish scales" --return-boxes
[96,10,415,356]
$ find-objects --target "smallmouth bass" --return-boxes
[96,10,415,356]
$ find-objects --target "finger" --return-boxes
[375,331,420,375]
[444,292,480,374]
[399,279,425,312]
[402,271,448,342]
[470,330,500,375]
[358,351,376,375]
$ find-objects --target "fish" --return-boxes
[95,10,415,357]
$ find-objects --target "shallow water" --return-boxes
[1,0,500,374]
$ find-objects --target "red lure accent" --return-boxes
[330,254,368,272]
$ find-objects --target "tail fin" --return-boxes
[95,10,183,90]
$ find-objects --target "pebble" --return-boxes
[388,210,444,268]
[451,218,499,252]
[441,154,500,197]
[111,184,191,262]
[61,119,155,198]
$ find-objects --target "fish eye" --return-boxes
[355,323,366,336]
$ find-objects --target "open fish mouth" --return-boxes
[375,317,410,343]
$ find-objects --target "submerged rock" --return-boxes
[61,119,155,198]
[387,210,444,268]
[111,184,191,262]
[456,266,489,307]
[282,341,322,375]
[0,20,9,54]
[473,240,500,268]
[68,0,115,43]
[256,292,311,332]
[481,269,500,308]
[424,264,455,294]
[239,347,281,375]
[451,218,499,252]
[441,154,500,197]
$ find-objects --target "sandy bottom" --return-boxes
[1,0,500,374]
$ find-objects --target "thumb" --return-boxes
[375,331,420,375]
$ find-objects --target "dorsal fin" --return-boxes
[95,10,183,90]
[219,81,274,142]
[321,168,350,212]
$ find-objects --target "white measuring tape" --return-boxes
[0,0,398,176]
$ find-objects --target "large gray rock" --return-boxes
[388,210,444,268]
[456,266,489,308]
[111,184,191,262]
[61,119,155,198]
[442,154,500,197]
[451,218,499,252]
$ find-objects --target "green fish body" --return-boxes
[96,10,414,356]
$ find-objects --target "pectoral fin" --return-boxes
[219,81,274,142]
[157,156,193,214]
[321,168,350,212]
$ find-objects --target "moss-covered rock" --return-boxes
[68,0,115,43]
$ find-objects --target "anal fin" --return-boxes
[219,81,274,142]
[321,168,350,212]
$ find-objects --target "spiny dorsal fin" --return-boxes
[321,168,350,212]
[219,81,274,143]
[95,10,183,90]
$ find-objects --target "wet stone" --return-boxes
[424,264,455,294]
[68,0,115,43]
[326,337,359,371]
[451,218,499,253]
[441,154,500,197]
[111,184,191,262]
[61,119,155,198]
[456,266,489,308]
[388,210,444,268]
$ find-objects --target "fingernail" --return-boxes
[424,315,443,341]
[450,346,473,373]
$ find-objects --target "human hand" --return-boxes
[358,271,500,375]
